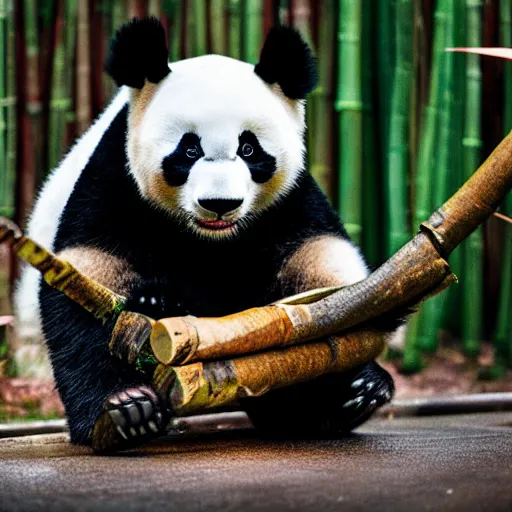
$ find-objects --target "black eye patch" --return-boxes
[162,133,204,187]
[237,130,277,184]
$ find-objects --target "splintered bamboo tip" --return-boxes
[150,317,199,365]
[0,217,22,242]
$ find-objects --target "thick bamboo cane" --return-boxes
[241,0,263,64]
[147,128,512,366]
[154,329,388,416]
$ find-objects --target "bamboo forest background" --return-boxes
[0,0,511,374]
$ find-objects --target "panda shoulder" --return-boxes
[25,88,129,249]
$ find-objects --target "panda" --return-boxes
[15,18,396,452]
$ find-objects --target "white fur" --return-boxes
[14,88,129,344]
[129,55,306,226]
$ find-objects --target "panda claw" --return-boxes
[148,421,159,433]
[107,408,127,428]
[350,378,364,389]
[116,425,129,440]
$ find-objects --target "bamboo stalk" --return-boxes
[241,0,263,63]
[361,2,379,265]
[309,0,334,202]
[154,329,387,415]
[4,0,15,219]
[495,0,512,366]
[76,0,92,135]
[0,218,126,322]
[147,126,512,366]
[209,0,226,55]
[189,0,207,57]
[227,0,241,59]
[413,0,453,353]
[385,0,413,257]
[0,0,7,217]
[336,0,363,245]
[459,0,483,356]
[163,0,182,62]
[375,0,395,186]
[48,0,68,170]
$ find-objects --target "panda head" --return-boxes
[106,18,318,240]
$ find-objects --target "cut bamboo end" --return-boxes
[150,305,306,366]
[109,310,155,365]
[153,329,387,416]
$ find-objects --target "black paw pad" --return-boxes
[339,367,394,431]
[105,385,168,446]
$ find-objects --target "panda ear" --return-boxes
[254,26,318,100]
[105,17,170,89]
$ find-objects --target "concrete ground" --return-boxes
[1,412,511,512]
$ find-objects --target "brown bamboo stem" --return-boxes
[0,217,126,321]
[149,128,512,365]
[153,329,387,416]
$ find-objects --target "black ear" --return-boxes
[254,26,318,100]
[105,17,170,89]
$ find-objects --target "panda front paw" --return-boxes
[92,385,170,453]
[338,362,394,431]
[125,278,189,319]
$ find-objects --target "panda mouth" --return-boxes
[196,218,236,231]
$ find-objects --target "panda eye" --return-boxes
[186,146,200,159]
[242,143,254,158]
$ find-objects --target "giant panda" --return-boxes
[15,18,396,452]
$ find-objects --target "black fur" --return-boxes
[105,17,170,88]
[237,130,277,184]
[162,133,204,187]
[255,26,319,100]
[40,106,393,446]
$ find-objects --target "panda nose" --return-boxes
[198,198,243,216]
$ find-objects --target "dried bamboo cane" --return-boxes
[146,128,512,367]
[209,0,226,55]
[0,218,126,322]
[154,329,387,415]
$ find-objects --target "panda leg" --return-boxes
[39,248,169,450]
[243,361,394,435]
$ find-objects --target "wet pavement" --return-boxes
[1,412,511,512]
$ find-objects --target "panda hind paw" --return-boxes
[92,385,170,453]
[338,364,394,432]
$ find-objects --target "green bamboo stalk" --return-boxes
[0,0,7,218]
[4,0,15,219]
[227,0,242,60]
[375,0,395,184]
[385,0,413,258]
[336,0,363,246]
[190,0,207,57]
[48,1,68,170]
[148,0,161,16]
[440,0,466,334]
[310,0,335,202]
[361,0,379,265]
[241,0,263,64]
[112,0,127,33]
[413,0,454,354]
[164,0,181,61]
[495,0,512,366]
[459,0,483,356]
[210,0,226,55]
